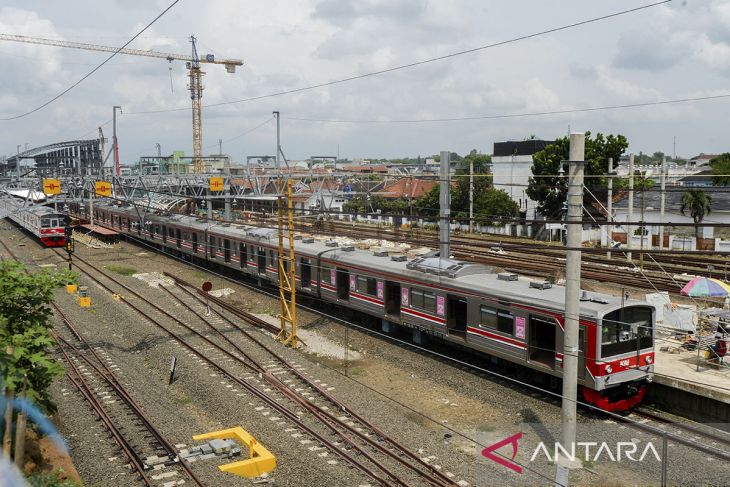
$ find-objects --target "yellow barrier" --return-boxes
[192,427,276,478]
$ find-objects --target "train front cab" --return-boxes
[39,213,67,247]
[582,305,654,412]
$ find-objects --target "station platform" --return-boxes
[77,223,120,243]
[649,338,730,422]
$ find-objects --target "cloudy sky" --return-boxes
[0,0,728,163]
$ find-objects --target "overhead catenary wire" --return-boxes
[0,0,181,121]
[123,0,671,116]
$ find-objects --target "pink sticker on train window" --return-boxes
[515,316,526,339]
[377,281,384,299]
[436,296,445,316]
[330,269,336,285]
[350,275,356,291]
[401,288,409,306]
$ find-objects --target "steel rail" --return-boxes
[163,275,456,486]
[59,251,407,487]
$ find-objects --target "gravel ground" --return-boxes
[2,221,728,486]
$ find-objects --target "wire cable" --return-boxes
[124,0,671,115]
[0,0,181,121]
[283,92,730,124]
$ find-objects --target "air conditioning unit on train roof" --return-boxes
[529,280,552,290]
[302,237,315,244]
[498,272,518,281]
[325,241,338,247]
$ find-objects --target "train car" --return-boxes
[78,202,654,412]
[1,197,67,247]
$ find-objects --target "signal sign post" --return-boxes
[43,178,61,195]
[95,181,112,197]
[202,281,213,316]
[64,226,74,271]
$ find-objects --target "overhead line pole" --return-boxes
[627,153,635,262]
[439,151,451,259]
[112,105,122,177]
[556,132,585,486]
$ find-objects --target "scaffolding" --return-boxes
[277,178,298,347]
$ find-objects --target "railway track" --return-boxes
[0,237,205,487]
[60,250,460,486]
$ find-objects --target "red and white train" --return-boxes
[0,197,67,247]
[72,201,655,412]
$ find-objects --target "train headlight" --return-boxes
[645,355,653,364]
[605,365,613,374]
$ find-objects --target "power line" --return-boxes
[0,0,181,121]
[282,92,730,124]
[125,0,671,115]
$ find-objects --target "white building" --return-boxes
[491,140,551,219]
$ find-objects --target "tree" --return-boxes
[680,189,712,241]
[472,189,520,226]
[462,149,492,174]
[526,132,629,218]
[1,261,68,465]
[709,153,730,186]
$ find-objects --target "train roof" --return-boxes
[101,203,643,318]
[1,198,64,217]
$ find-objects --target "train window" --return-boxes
[357,276,377,296]
[601,307,653,357]
[479,305,498,328]
[410,289,436,312]
[209,236,216,258]
[321,264,331,283]
[497,310,514,335]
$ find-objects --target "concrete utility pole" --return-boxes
[113,105,122,177]
[469,159,474,233]
[626,153,635,262]
[606,157,614,259]
[439,151,451,259]
[659,156,667,250]
[557,132,585,487]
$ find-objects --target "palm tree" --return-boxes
[680,189,712,241]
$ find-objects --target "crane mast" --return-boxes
[188,36,204,174]
[0,33,242,174]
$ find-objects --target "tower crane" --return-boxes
[0,33,243,174]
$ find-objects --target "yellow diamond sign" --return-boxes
[209,176,224,192]
[95,181,112,197]
[43,178,61,195]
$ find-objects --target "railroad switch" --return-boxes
[191,427,276,478]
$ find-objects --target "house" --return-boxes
[688,153,720,166]
[491,139,552,218]
[679,169,715,188]
[373,177,438,200]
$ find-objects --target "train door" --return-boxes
[126,218,131,232]
[224,239,231,263]
[209,236,216,259]
[385,281,401,317]
[300,258,311,288]
[176,228,181,248]
[257,247,266,273]
[192,233,198,253]
[162,226,167,244]
[529,316,556,368]
[238,242,248,268]
[336,268,349,300]
[447,295,467,338]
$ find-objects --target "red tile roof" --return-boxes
[373,177,438,199]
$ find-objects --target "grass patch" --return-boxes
[105,264,137,276]
[176,394,192,405]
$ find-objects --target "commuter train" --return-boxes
[0,197,67,247]
[70,201,655,412]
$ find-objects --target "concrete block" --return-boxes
[145,455,170,466]
[209,439,231,454]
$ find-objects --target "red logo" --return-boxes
[481,432,523,474]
